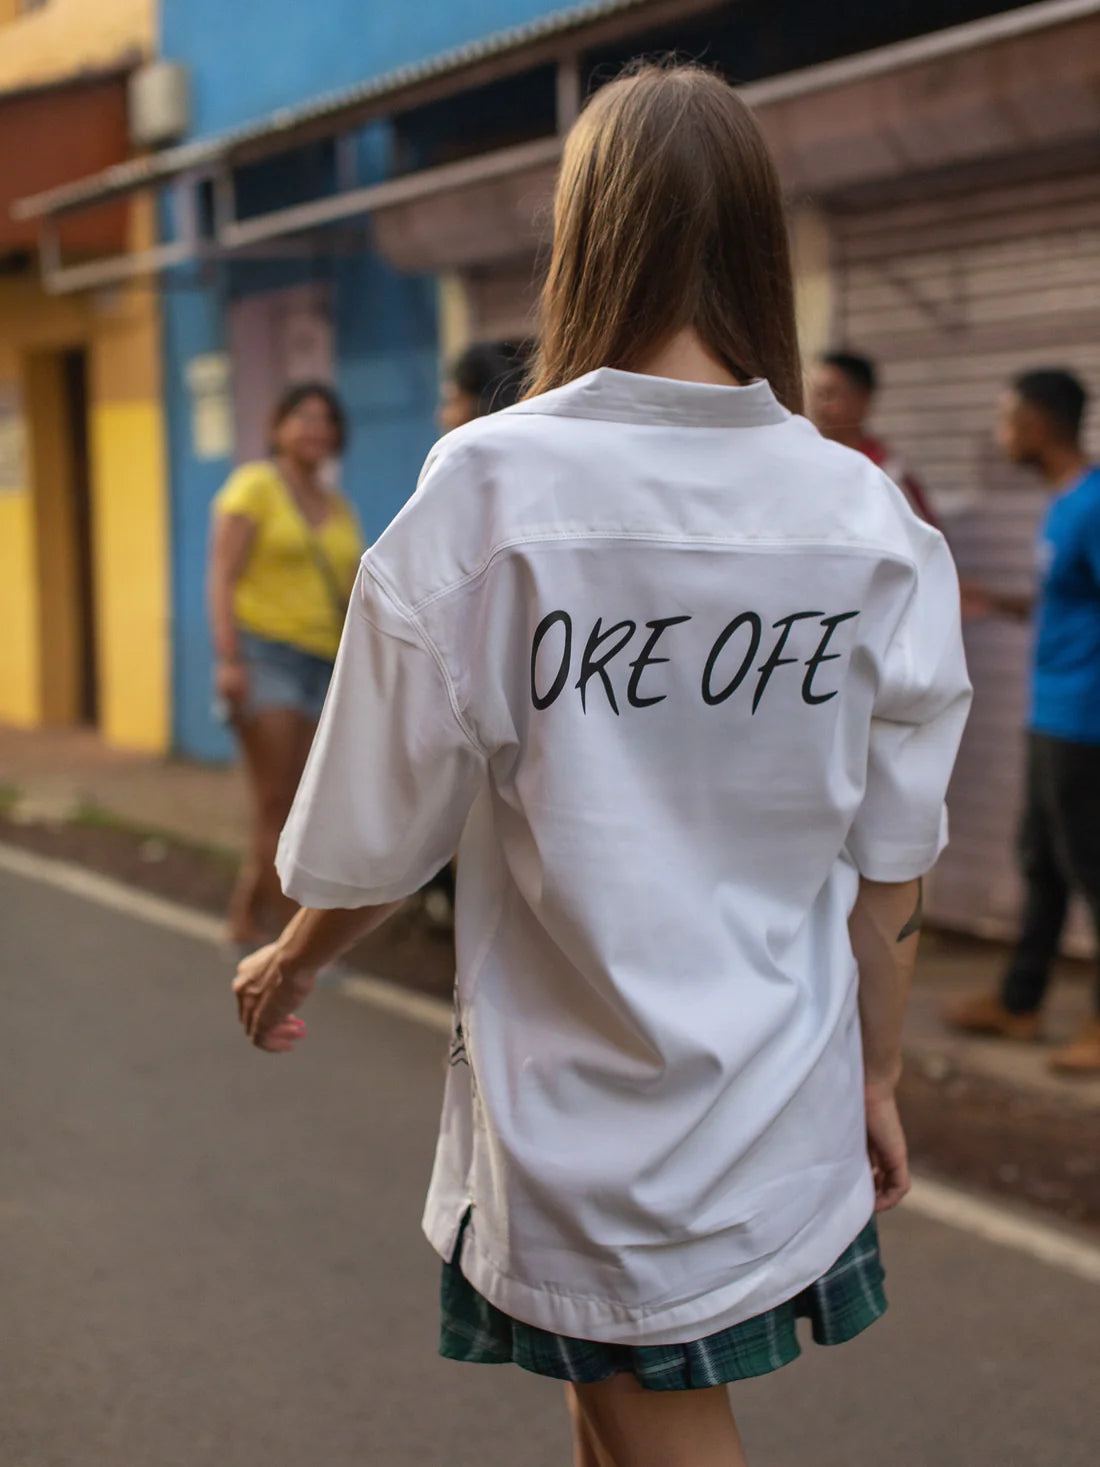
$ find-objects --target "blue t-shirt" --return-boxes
[1031,466,1100,745]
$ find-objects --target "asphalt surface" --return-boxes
[2,865,1096,1467]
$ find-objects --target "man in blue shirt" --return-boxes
[949,369,1100,1075]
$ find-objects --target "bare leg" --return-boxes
[567,1385,614,1467]
[226,851,265,947]
[227,708,316,942]
[569,1374,747,1467]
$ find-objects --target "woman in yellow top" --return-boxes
[208,383,362,945]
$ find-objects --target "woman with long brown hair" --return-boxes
[233,64,969,1465]
[208,382,362,947]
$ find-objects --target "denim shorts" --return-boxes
[237,632,334,722]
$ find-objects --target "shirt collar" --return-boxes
[508,366,790,429]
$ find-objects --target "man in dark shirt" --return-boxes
[948,369,1100,1075]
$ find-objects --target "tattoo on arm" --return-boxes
[897,880,923,943]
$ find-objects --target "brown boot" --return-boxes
[1049,1019,1100,1076]
[943,991,1042,1042]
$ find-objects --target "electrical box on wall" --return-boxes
[128,61,191,149]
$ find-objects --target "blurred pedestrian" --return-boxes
[810,351,942,528]
[423,339,530,930]
[948,369,1100,1075]
[233,63,969,1466]
[437,340,528,434]
[208,382,363,947]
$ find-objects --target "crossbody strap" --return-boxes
[303,528,350,632]
[274,467,351,633]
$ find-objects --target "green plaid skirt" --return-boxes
[440,1216,886,1391]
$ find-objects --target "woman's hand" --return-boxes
[215,656,249,707]
[959,581,993,620]
[865,1084,910,1212]
[233,942,316,1052]
[232,906,402,1053]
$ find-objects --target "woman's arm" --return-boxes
[233,902,404,1051]
[959,584,1033,621]
[208,512,257,704]
[849,875,923,1212]
[988,590,1034,621]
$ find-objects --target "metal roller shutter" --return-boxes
[831,171,1100,947]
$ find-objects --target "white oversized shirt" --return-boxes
[277,369,971,1345]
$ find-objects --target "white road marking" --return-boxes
[340,974,452,1034]
[0,842,454,1029]
[4,838,1099,1285]
[0,842,225,945]
[905,1176,1100,1284]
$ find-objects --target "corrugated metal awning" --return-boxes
[14,0,1100,295]
[12,0,720,221]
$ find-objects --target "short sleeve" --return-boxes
[276,565,485,908]
[213,464,273,523]
[847,534,973,882]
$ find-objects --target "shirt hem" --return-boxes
[847,839,945,884]
[276,852,422,909]
[422,1166,875,1346]
[1028,717,1100,748]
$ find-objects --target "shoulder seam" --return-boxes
[358,564,487,758]
[400,533,922,613]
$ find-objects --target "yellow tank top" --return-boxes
[214,462,363,660]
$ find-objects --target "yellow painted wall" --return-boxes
[89,398,169,750]
[0,271,89,353]
[0,0,152,94]
[85,195,171,752]
[437,272,472,365]
[0,276,88,729]
[0,0,168,750]
[0,194,171,752]
[791,204,835,366]
[26,351,83,725]
[0,491,39,727]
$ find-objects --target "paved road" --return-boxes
[2,865,1096,1467]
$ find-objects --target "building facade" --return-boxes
[0,0,171,751]
[155,0,605,761]
[13,0,1100,941]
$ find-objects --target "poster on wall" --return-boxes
[186,353,235,461]
[0,384,26,495]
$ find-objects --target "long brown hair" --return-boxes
[528,62,802,412]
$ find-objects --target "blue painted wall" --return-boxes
[161,140,439,759]
[161,264,236,762]
[161,1,571,138]
[157,0,553,756]
[164,247,438,763]
[159,0,1044,757]
[336,257,440,545]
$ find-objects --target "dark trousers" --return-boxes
[1001,732,1100,1016]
